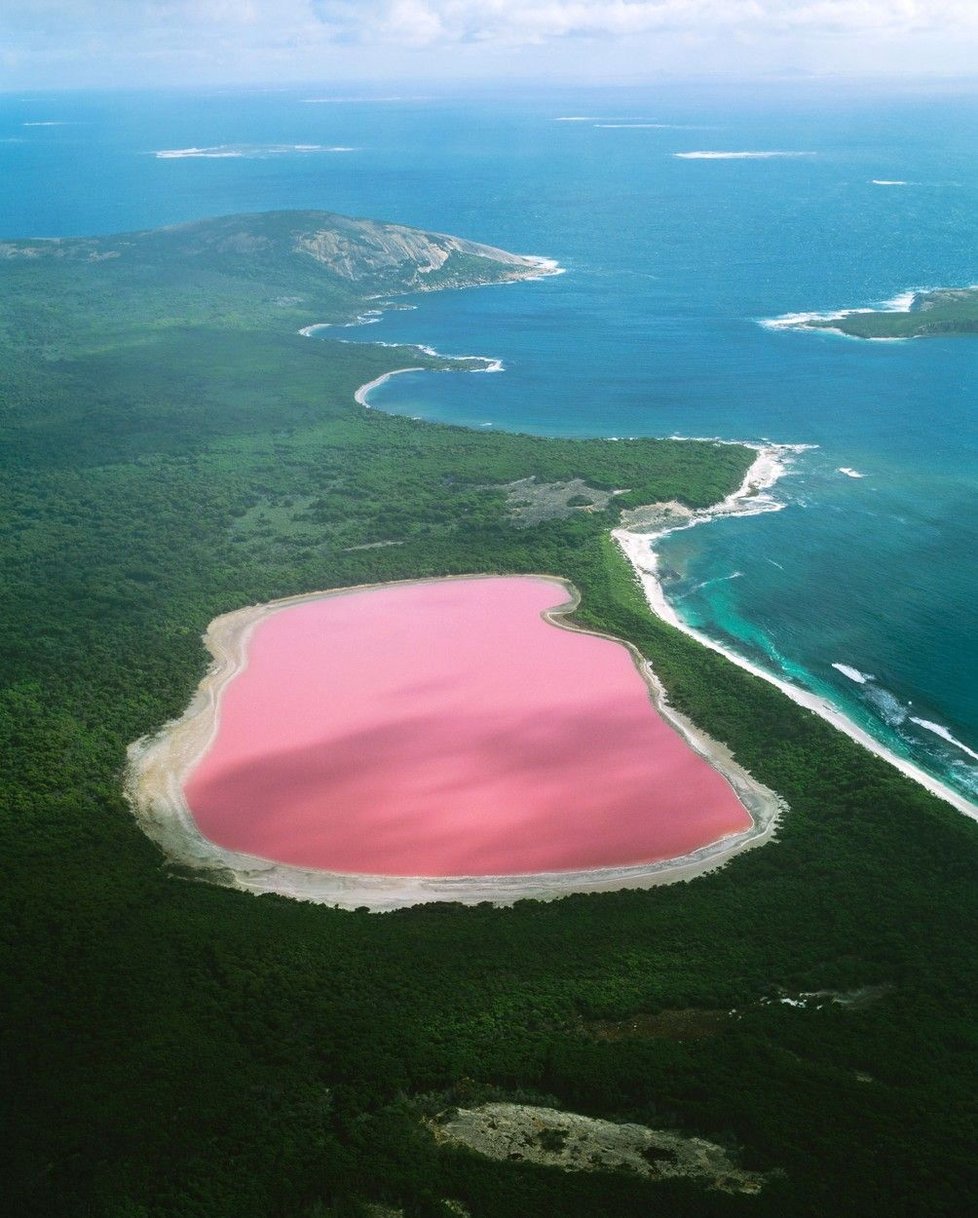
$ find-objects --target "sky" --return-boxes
[4,1,978,90]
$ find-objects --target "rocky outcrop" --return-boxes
[292,214,552,289]
[427,1102,768,1194]
[0,211,559,297]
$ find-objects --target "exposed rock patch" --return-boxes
[505,477,623,526]
[759,984,893,1012]
[426,1102,768,1194]
[617,499,695,533]
[293,216,549,289]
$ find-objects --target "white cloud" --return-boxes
[309,1,978,46]
[7,1,978,43]
[4,0,978,85]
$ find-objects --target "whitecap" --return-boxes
[837,467,866,478]
[675,151,815,160]
[832,663,875,685]
[872,179,908,186]
[677,571,743,600]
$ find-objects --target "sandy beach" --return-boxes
[125,575,783,912]
[353,365,425,407]
[613,445,978,821]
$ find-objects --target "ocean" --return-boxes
[3,81,976,805]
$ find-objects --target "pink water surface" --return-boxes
[184,578,751,876]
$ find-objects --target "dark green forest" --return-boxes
[3,213,978,1217]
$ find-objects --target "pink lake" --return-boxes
[184,578,751,876]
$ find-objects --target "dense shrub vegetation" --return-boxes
[3,217,978,1216]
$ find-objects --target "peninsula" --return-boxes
[774,285,978,339]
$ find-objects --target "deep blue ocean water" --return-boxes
[3,82,976,801]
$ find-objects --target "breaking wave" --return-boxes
[154,144,357,159]
[675,151,815,160]
[832,664,875,685]
[910,719,978,764]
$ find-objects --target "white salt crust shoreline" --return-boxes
[612,444,978,821]
[125,575,784,912]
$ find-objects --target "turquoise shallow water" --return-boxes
[2,82,976,801]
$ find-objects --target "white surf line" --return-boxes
[613,445,978,820]
[348,347,505,408]
[298,311,384,336]
[760,306,894,336]
[675,150,815,160]
[909,718,978,764]
[518,255,567,280]
[300,316,508,406]
[761,286,935,336]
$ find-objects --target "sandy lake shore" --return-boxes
[125,575,784,912]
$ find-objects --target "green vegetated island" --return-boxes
[4,210,978,1218]
[804,286,978,338]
